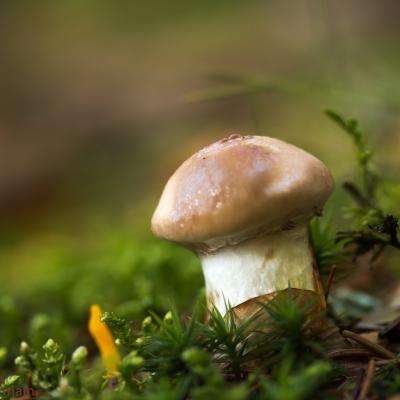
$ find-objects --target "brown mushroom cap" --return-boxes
[151,135,334,250]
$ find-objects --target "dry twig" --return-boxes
[357,359,375,400]
[325,264,337,300]
[342,330,396,359]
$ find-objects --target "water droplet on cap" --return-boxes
[228,134,243,140]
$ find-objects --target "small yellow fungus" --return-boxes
[88,304,120,374]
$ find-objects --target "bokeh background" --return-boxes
[1,1,400,354]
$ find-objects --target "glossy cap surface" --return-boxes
[151,135,334,249]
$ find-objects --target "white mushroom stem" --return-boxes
[200,225,320,316]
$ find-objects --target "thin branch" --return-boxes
[325,265,337,300]
[327,348,374,359]
[357,359,375,400]
[352,368,365,400]
[342,181,371,208]
[341,330,396,359]
[374,359,398,366]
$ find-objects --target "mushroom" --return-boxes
[151,134,334,317]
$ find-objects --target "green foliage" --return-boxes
[336,213,400,260]
[256,291,327,368]
[10,338,94,399]
[325,110,400,259]
[138,308,199,378]
[325,110,377,203]
[1,292,337,399]
[0,296,20,357]
[372,360,400,398]
[309,218,345,276]
[0,375,20,400]
[0,236,202,367]
[105,293,332,398]
[198,305,260,379]
[2,112,400,399]
[259,360,334,400]
[14,339,64,391]
[101,311,135,348]
[0,348,7,368]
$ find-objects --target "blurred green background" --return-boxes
[1,0,400,357]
